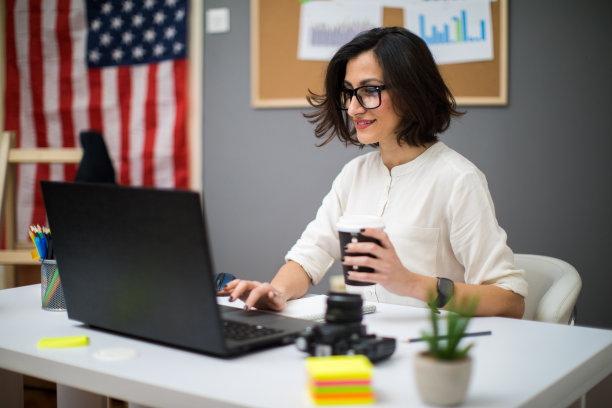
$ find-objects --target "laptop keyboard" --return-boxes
[223,320,282,341]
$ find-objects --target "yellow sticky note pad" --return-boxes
[38,335,89,349]
[306,355,375,405]
[306,355,373,381]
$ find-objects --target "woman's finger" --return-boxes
[244,283,271,309]
[230,280,256,302]
[347,270,380,284]
[217,278,240,295]
[343,254,389,272]
[360,228,394,249]
[344,241,385,258]
[245,283,285,311]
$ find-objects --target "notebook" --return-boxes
[40,181,317,357]
[218,294,377,322]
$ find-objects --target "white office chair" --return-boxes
[514,253,582,325]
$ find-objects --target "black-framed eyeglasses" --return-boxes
[339,85,386,110]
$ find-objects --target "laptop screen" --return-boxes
[41,181,315,357]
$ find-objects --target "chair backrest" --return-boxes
[515,253,582,324]
[74,130,116,184]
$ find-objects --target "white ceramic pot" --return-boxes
[414,352,472,406]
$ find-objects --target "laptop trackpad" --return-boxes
[221,307,285,324]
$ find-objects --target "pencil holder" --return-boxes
[40,260,66,311]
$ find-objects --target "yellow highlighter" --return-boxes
[38,335,89,349]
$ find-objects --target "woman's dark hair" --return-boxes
[305,26,463,147]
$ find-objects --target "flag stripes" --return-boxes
[3,0,189,242]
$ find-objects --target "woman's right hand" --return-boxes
[217,279,288,312]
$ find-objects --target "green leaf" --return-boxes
[423,290,479,360]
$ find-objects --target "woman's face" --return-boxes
[344,50,401,146]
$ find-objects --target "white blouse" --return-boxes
[285,142,528,307]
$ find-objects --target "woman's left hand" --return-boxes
[342,228,415,296]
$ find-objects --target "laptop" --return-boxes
[40,181,316,357]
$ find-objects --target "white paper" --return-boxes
[403,0,493,65]
[298,1,382,61]
[217,294,376,322]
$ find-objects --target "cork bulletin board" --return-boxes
[250,0,508,108]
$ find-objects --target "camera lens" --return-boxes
[325,292,363,324]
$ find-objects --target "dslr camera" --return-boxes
[295,292,396,363]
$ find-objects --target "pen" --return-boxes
[43,270,60,307]
[403,330,492,343]
[29,230,37,245]
[39,236,47,259]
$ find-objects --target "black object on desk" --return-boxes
[296,292,396,363]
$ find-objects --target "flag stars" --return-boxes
[144,29,156,43]
[154,11,166,25]
[164,26,176,40]
[112,48,124,61]
[122,0,134,13]
[91,19,102,31]
[89,49,101,63]
[100,32,113,47]
[111,16,123,30]
[101,2,113,15]
[132,46,145,60]
[173,42,184,54]
[132,14,145,27]
[86,0,186,66]
[122,31,134,44]
[153,44,166,57]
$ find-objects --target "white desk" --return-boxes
[1,285,611,408]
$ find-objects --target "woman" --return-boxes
[219,27,527,318]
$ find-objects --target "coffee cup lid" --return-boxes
[336,215,385,232]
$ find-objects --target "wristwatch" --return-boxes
[436,277,454,308]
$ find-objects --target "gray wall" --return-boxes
[203,1,612,329]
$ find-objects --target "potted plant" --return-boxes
[414,294,479,406]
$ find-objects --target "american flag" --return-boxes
[3,0,189,242]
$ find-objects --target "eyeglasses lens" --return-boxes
[340,86,382,110]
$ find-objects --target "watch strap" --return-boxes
[436,277,454,308]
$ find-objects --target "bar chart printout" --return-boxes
[298,1,382,61]
[419,10,486,45]
[404,0,493,65]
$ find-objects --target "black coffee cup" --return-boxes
[337,215,385,286]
